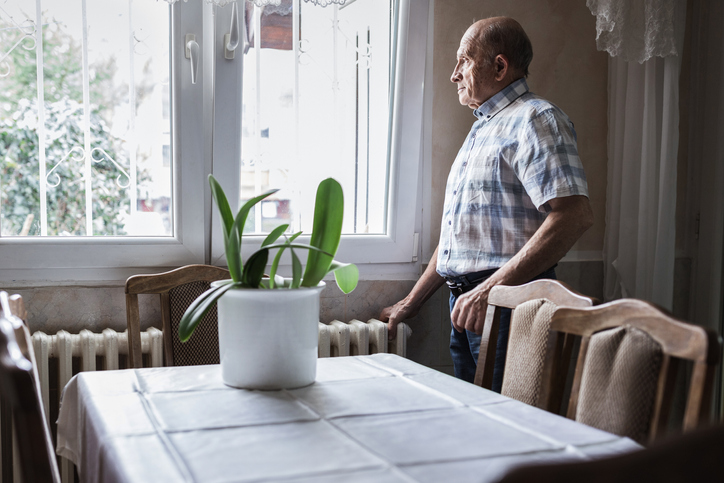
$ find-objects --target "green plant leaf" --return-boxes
[223,188,278,282]
[259,242,333,257]
[233,188,279,247]
[268,246,284,289]
[226,219,242,283]
[301,178,344,287]
[262,224,289,248]
[290,248,302,288]
[267,230,302,288]
[208,175,234,239]
[244,241,335,289]
[242,248,269,288]
[178,281,236,342]
[209,175,241,281]
[209,175,277,282]
[330,260,359,294]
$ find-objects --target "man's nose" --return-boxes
[451,69,461,83]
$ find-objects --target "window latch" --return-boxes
[185,34,200,84]
[224,1,240,60]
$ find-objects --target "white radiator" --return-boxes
[23,321,411,483]
[29,328,164,483]
[318,319,412,358]
[31,328,164,420]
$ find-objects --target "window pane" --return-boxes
[0,0,171,237]
[241,0,392,235]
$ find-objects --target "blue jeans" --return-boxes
[449,267,557,392]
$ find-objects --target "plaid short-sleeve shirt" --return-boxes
[436,78,589,278]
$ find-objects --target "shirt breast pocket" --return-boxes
[465,156,498,210]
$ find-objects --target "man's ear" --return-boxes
[494,54,509,81]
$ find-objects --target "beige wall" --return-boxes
[430,0,609,254]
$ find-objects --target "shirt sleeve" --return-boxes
[514,107,589,211]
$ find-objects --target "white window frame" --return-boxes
[0,1,210,285]
[0,0,431,286]
[210,0,431,278]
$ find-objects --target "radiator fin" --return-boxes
[318,318,411,358]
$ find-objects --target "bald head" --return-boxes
[464,17,533,78]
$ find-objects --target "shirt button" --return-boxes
[444,250,448,255]
[453,190,457,195]
[448,221,451,225]
[463,162,467,167]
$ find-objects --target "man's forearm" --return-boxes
[484,195,594,289]
[379,246,446,338]
[402,246,446,310]
[452,195,593,334]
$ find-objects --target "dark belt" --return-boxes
[445,268,498,298]
[445,264,558,298]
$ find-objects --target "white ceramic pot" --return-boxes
[216,281,324,390]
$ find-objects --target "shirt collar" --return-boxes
[473,78,529,120]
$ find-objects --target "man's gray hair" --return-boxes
[478,18,533,78]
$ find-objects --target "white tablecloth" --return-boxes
[57,354,641,483]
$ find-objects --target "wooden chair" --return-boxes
[496,422,724,483]
[541,299,722,444]
[0,294,60,482]
[474,280,597,412]
[126,264,229,368]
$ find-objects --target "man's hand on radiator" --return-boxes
[379,300,419,340]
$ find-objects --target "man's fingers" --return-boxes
[387,318,399,340]
[452,291,489,335]
[472,303,487,335]
[378,306,392,322]
[450,299,465,333]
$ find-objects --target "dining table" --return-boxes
[56,353,641,483]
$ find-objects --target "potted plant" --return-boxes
[179,174,358,390]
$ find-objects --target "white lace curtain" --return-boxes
[590,0,686,310]
[587,0,684,63]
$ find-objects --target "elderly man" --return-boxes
[379,17,593,390]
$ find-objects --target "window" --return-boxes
[240,0,391,235]
[1,0,172,237]
[0,0,207,283]
[211,0,430,268]
[0,0,430,284]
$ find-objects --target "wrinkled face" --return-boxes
[450,34,496,110]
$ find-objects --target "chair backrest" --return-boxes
[126,264,230,368]
[474,280,597,411]
[542,299,722,444]
[0,294,60,483]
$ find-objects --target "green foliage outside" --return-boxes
[0,16,151,236]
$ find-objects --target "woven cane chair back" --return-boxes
[126,265,230,368]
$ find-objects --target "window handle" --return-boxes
[224,1,239,60]
[185,34,200,84]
